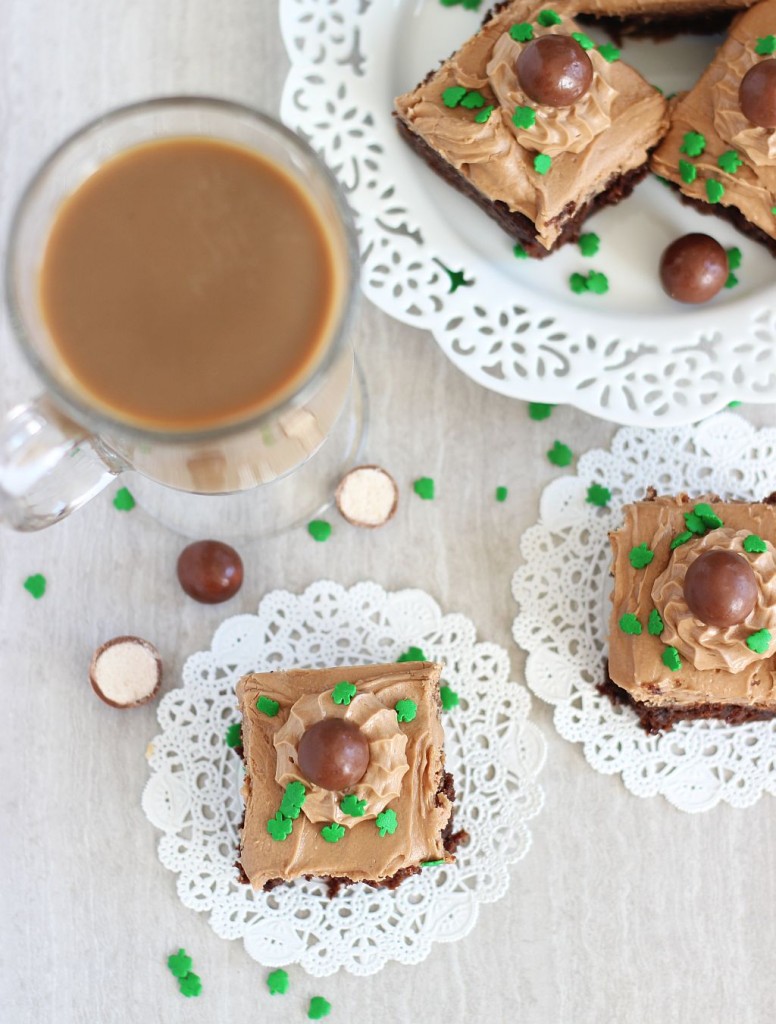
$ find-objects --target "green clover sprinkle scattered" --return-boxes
[308,519,332,542]
[113,486,136,511]
[586,484,611,507]
[547,440,573,467]
[474,104,495,123]
[662,646,682,672]
[528,402,554,420]
[513,105,536,129]
[460,90,485,110]
[597,43,620,63]
[670,530,694,550]
[332,681,357,705]
[167,949,193,979]
[684,511,707,535]
[680,131,706,157]
[256,695,280,717]
[534,153,552,175]
[395,698,418,723]
[679,159,697,185]
[509,22,533,42]
[726,272,739,290]
[179,973,202,998]
[225,723,242,749]
[718,150,743,175]
[280,781,307,819]
[440,684,459,710]
[340,793,367,817]
[23,574,46,599]
[578,233,600,257]
[727,247,742,271]
[421,859,446,867]
[772,206,776,216]
[537,9,561,26]
[571,31,594,51]
[706,179,725,204]
[586,271,609,295]
[619,613,642,636]
[397,645,427,663]
[442,86,468,108]
[267,969,289,996]
[414,477,435,500]
[308,996,332,1020]
[694,503,724,529]
[744,534,767,554]
[376,808,398,837]
[654,173,671,188]
[569,272,588,295]
[747,629,771,654]
[496,485,508,502]
[629,543,655,569]
[755,35,776,55]
[648,609,664,636]
[728,401,742,408]
[513,243,528,260]
[321,822,346,843]
[267,812,293,842]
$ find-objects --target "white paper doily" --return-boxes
[279,0,776,426]
[142,581,545,976]
[512,412,776,813]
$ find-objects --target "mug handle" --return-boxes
[0,396,125,530]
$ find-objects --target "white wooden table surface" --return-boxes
[2,3,775,1022]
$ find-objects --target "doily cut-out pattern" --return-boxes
[143,582,545,976]
[279,0,776,425]
[512,413,776,813]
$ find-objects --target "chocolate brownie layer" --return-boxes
[675,187,776,259]
[578,11,736,41]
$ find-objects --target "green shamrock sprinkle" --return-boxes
[727,247,742,271]
[662,646,682,672]
[569,272,588,295]
[718,150,743,174]
[547,441,573,467]
[537,9,561,26]
[440,684,459,710]
[747,629,771,654]
[728,401,742,408]
[496,486,508,502]
[654,173,671,188]
[340,793,367,817]
[586,271,609,295]
[414,476,435,500]
[597,43,620,63]
[744,534,767,554]
[461,0,482,8]
[726,272,739,290]
[308,996,332,1020]
[460,90,485,110]
[23,574,46,599]
[680,131,706,157]
[421,859,446,867]
[332,681,357,705]
[225,723,242,749]
[308,519,332,542]
[167,949,193,979]
[755,35,776,55]
[513,243,528,259]
[321,822,346,843]
[578,233,600,257]
[694,502,724,529]
[534,153,552,175]
[397,645,427,662]
[395,698,418,723]
[267,968,289,996]
[474,104,495,123]
[772,206,776,216]
[679,159,697,185]
[619,613,642,636]
[434,261,473,294]
[586,483,611,507]
[529,402,554,420]
[629,543,655,569]
[113,486,136,511]
[571,31,594,50]
[376,808,398,837]
[670,530,694,550]
[256,695,280,717]
[513,105,536,129]
[706,179,725,204]
[267,812,293,842]
[648,609,664,636]
[179,973,202,998]
[684,511,707,535]
[509,22,533,42]
[280,781,307,819]
[442,86,468,108]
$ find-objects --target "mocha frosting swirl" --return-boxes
[273,690,408,826]
[713,38,776,168]
[652,528,776,672]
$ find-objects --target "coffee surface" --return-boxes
[40,137,339,430]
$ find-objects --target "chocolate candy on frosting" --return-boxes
[659,234,729,304]
[739,59,776,129]
[297,718,370,791]
[683,549,758,628]
[516,35,593,108]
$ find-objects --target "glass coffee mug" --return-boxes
[1,98,364,538]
